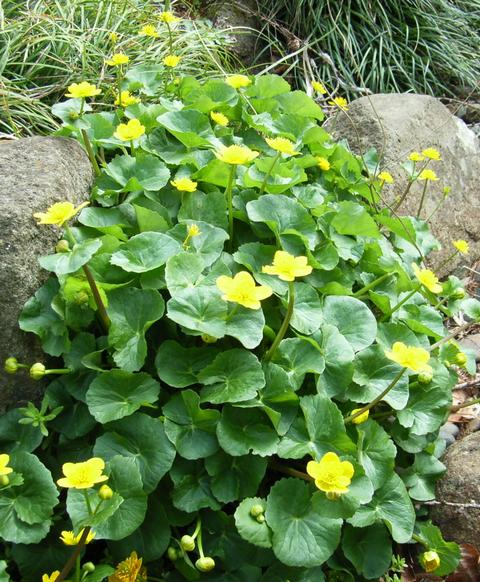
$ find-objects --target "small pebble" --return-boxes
[439,422,459,446]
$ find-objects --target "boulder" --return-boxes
[325,94,480,274]
[0,136,93,412]
[431,432,480,546]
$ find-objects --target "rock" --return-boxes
[459,333,480,361]
[439,421,460,447]
[0,137,93,412]
[431,432,480,546]
[325,94,480,274]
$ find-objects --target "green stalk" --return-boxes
[166,22,173,53]
[82,490,93,517]
[353,272,391,297]
[80,129,101,177]
[225,165,236,251]
[258,152,280,195]
[75,555,80,582]
[264,281,295,362]
[416,180,429,218]
[344,369,406,424]
[45,368,71,376]
[55,527,92,582]
[381,284,421,321]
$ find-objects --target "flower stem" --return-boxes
[83,489,94,517]
[268,460,312,482]
[55,527,91,582]
[258,152,280,195]
[196,520,205,559]
[416,180,429,218]
[45,368,71,376]
[166,22,173,52]
[353,272,392,297]
[225,165,236,252]
[344,369,406,424]
[381,284,421,321]
[80,129,101,177]
[429,321,477,352]
[264,281,295,362]
[75,554,80,582]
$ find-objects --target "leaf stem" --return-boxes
[353,272,392,297]
[258,152,280,195]
[80,129,101,177]
[269,460,312,482]
[344,368,406,424]
[450,397,480,413]
[225,165,236,252]
[264,281,295,362]
[381,284,421,321]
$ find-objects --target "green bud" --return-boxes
[29,363,46,380]
[55,239,70,253]
[249,504,264,518]
[0,475,10,486]
[326,491,340,501]
[201,334,217,344]
[82,562,95,573]
[256,514,266,523]
[167,546,178,561]
[69,111,80,120]
[180,534,195,552]
[4,357,19,374]
[421,550,440,572]
[74,290,89,305]
[454,352,467,366]
[418,370,433,384]
[98,484,113,500]
[443,187,451,197]
[450,288,466,300]
[195,557,215,572]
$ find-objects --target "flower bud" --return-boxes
[195,557,215,572]
[326,491,340,501]
[450,288,465,300]
[4,357,19,374]
[421,550,440,572]
[167,546,178,561]
[418,370,433,384]
[98,484,113,500]
[454,352,467,366]
[0,475,10,486]
[55,239,70,253]
[180,535,196,552]
[82,562,95,573]
[351,408,369,425]
[29,363,46,380]
[256,514,265,523]
[249,504,264,518]
[201,334,217,344]
[69,112,80,120]
[74,290,89,305]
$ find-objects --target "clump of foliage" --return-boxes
[2,48,480,581]
[257,0,480,98]
[0,0,235,136]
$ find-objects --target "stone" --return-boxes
[0,136,93,411]
[431,432,480,546]
[325,94,480,275]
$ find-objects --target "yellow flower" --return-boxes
[262,251,312,282]
[106,53,130,66]
[316,157,330,171]
[171,177,197,192]
[350,408,369,424]
[42,571,60,582]
[453,239,469,254]
[109,31,119,43]
[421,550,441,573]
[328,97,349,111]
[65,81,101,99]
[378,171,394,183]
[312,80,327,94]
[163,55,181,67]
[109,551,147,582]
[34,201,89,227]
[158,11,180,23]
[408,151,424,162]
[187,224,201,237]
[114,118,146,141]
[216,271,273,310]
[57,457,108,489]
[412,262,442,294]
[114,90,140,107]
[418,169,439,181]
[0,454,13,476]
[265,136,300,156]
[60,528,96,546]
[210,111,229,126]
[385,342,432,374]
[139,24,159,37]
[306,452,354,495]
[225,74,251,89]
[422,147,441,160]
[215,144,259,165]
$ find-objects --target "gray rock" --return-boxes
[431,432,480,546]
[459,333,480,361]
[439,421,460,447]
[0,137,93,411]
[325,94,480,275]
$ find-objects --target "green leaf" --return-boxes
[79,206,131,239]
[86,370,160,423]
[19,278,69,356]
[0,409,42,453]
[39,239,102,276]
[342,523,392,579]
[357,420,397,489]
[134,204,169,233]
[168,221,229,266]
[198,349,265,404]
[163,390,220,460]
[234,497,272,548]
[107,287,165,371]
[348,473,415,543]
[110,232,181,273]
[290,283,322,334]
[225,304,266,349]
[217,406,279,457]
[331,201,380,238]
[206,451,268,503]
[155,340,218,388]
[178,190,228,230]
[105,153,170,192]
[265,478,342,567]
[246,194,317,249]
[415,521,460,576]
[275,91,324,120]
[402,452,445,501]
[0,452,58,543]
[316,325,355,396]
[170,458,221,512]
[258,363,299,436]
[167,285,227,337]
[248,75,291,98]
[165,252,205,294]
[322,296,377,351]
[66,488,123,531]
[94,413,175,493]
[157,110,215,147]
[273,338,325,389]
